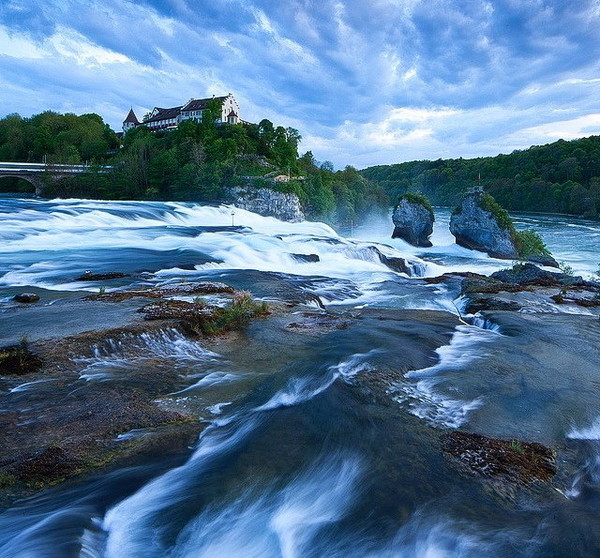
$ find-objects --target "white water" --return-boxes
[2,196,600,557]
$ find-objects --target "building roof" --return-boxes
[124,108,139,124]
[143,106,182,124]
[181,96,227,112]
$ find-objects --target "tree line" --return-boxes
[361,135,600,219]
[0,102,386,225]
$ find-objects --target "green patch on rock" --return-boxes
[396,192,433,213]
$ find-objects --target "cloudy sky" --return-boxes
[1,0,600,168]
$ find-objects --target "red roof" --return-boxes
[124,109,139,124]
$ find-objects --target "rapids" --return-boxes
[1,194,600,557]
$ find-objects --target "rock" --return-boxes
[76,271,130,281]
[391,196,434,247]
[13,293,40,303]
[551,290,600,307]
[441,431,556,484]
[139,300,215,321]
[290,253,320,263]
[156,281,235,295]
[528,254,560,268]
[491,263,585,287]
[15,446,81,483]
[227,186,305,222]
[464,296,523,314]
[450,189,519,259]
[377,254,410,275]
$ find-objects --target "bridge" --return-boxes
[0,162,111,195]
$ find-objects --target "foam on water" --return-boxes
[395,323,500,428]
[568,417,600,440]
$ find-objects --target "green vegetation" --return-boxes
[396,192,432,213]
[514,229,552,260]
[478,192,514,231]
[0,105,387,225]
[190,292,270,336]
[558,262,575,276]
[0,338,42,376]
[509,440,525,454]
[361,135,600,219]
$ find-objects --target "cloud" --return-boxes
[0,0,599,168]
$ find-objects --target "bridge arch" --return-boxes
[0,174,39,194]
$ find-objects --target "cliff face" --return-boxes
[227,186,305,222]
[450,190,518,259]
[391,198,434,247]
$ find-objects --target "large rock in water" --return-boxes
[449,189,518,259]
[227,186,304,222]
[391,197,434,247]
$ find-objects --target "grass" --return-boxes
[189,291,269,336]
[509,440,525,454]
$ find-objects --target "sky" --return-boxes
[1,0,600,169]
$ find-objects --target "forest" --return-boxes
[361,135,600,219]
[0,102,386,225]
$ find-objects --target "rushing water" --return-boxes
[1,195,600,557]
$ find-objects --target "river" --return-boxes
[1,195,599,557]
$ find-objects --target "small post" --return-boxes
[231,209,235,227]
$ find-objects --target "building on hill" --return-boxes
[123,108,140,133]
[122,93,240,133]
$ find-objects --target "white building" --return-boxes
[122,94,240,133]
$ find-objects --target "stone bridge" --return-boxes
[0,162,110,195]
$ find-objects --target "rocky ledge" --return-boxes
[391,195,434,247]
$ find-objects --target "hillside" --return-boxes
[0,106,385,225]
[361,135,600,218]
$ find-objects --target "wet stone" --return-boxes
[441,431,557,485]
[12,293,40,303]
[76,271,130,281]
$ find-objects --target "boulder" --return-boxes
[450,189,518,259]
[227,186,305,222]
[391,197,434,247]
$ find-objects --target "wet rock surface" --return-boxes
[76,271,130,281]
[491,263,587,287]
[12,293,40,303]
[441,431,557,484]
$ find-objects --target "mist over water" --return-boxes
[1,195,600,557]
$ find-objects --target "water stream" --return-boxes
[1,195,600,557]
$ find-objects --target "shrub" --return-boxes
[479,193,515,232]
[514,229,552,260]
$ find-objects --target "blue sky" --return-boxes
[1,0,599,168]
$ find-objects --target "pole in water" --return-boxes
[231,210,235,227]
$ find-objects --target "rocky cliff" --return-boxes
[450,189,519,259]
[227,186,305,222]
[391,195,434,247]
